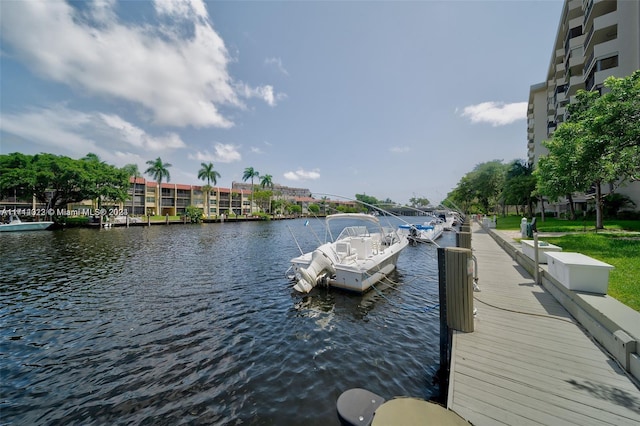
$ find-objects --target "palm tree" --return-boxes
[145,157,172,215]
[198,162,221,218]
[122,164,140,215]
[242,166,260,215]
[259,174,273,213]
[259,174,273,189]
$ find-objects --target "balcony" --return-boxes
[592,65,620,90]
[556,90,567,103]
[590,14,617,47]
[585,0,618,28]
[567,0,583,19]
[567,74,586,96]
[583,0,594,25]
[584,50,596,75]
[556,105,567,117]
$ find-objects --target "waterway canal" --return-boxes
[1,218,455,424]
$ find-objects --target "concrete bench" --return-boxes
[521,240,562,264]
[545,252,614,294]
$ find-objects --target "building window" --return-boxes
[599,55,618,71]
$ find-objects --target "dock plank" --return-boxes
[447,223,640,425]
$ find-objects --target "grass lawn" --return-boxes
[494,215,640,312]
[495,215,640,232]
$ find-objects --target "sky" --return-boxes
[0,0,564,206]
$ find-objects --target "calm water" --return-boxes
[1,218,455,425]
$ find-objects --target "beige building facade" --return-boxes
[527,0,640,215]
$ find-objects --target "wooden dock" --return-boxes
[447,223,640,425]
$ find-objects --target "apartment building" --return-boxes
[0,177,351,218]
[527,0,640,214]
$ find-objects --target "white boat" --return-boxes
[436,211,460,231]
[398,219,444,244]
[289,213,409,293]
[0,215,53,232]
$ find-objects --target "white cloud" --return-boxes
[265,57,289,76]
[188,143,242,163]
[460,101,528,126]
[284,168,321,181]
[0,0,283,128]
[250,147,263,154]
[0,106,184,164]
[390,146,410,153]
[237,83,286,107]
[100,113,186,150]
[154,0,208,20]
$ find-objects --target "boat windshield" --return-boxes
[336,226,370,240]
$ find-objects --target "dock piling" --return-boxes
[443,247,474,333]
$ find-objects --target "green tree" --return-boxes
[447,175,476,213]
[253,189,273,213]
[243,166,260,215]
[503,160,537,216]
[476,161,506,214]
[0,152,34,201]
[122,163,141,215]
[198,162,221,218]
[586,71,640,227]
[259,174,273,213]
[537,72,640,228]
[536,122,586,220]
[145,157,172,215]
[409,196,430,208]
[82,154,129,211]
[0,153,128,218]
[184,206,203,223]
[446,160,506,214]
[259,174,273,189]
[355,194,379,211]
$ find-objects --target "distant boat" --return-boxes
[0,215,53,232]
[436,211,460,231]
[398,219,444,244]
[289,213,409,293]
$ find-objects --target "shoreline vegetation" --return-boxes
[496,215,640,312]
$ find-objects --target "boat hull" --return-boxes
[329,249,404,292]
[0,222,54,232]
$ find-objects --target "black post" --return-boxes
[437,247,450,403]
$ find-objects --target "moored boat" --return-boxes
[0,215,53,232]
[289,213,409,293]
[398,219,444,244]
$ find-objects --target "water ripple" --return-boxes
[1,221,452,424]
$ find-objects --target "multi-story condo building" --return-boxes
[1,178,357,218]
[527,0,640,214]
[231,181,312,199]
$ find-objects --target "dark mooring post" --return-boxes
[437,247,450,401]
[456,231,471,249]
[444,247,474,333]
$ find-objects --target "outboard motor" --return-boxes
[294,245,337,293]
